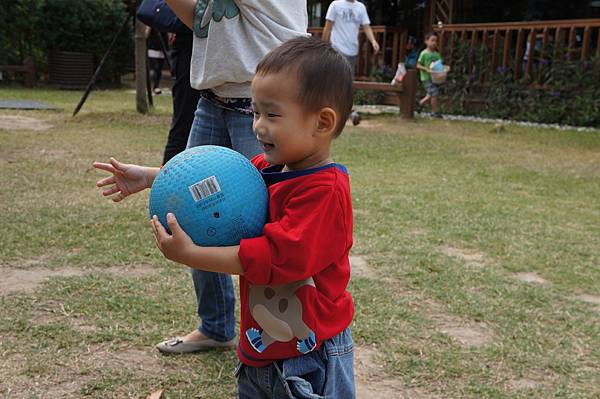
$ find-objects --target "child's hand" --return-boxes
[150,213,195,265]
[93,158,151,202]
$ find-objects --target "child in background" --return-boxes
[405,36,418,69]
[96,36,356,398]
[417,32,443,118]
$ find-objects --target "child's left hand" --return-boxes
[150,213,195,264]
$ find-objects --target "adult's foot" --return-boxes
[156,329,236,354]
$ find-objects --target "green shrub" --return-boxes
[1,0,133,84]
[353,89,386,105]
[0,1,46,66]
[439,41,600,127]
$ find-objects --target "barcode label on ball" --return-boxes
[189,176,221,201]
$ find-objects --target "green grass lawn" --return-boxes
[0,87,599,398]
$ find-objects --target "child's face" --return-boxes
[426,36,438,50]
[251,71,332,170]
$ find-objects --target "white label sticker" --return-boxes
[189,176,221,202]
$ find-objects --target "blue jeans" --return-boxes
[237,328,355,399]
[187,96,262,342]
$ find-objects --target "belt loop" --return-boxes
[273,361,295,399]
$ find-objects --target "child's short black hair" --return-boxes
[425,32,438,41]
[255,36,353,136]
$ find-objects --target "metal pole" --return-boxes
[72,12,132,116]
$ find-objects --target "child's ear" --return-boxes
[315,107,338,137]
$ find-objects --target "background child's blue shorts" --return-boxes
[237,328,354,398]
[423,80,440,97]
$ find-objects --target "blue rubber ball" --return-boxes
[149,145,268,246]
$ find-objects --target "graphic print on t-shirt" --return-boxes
[194,0,240,38]
[245,278,317,354]
[340,9,358,23]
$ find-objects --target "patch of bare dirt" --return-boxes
[355,345,436,399]
[0,344,162,398]
[440,245,486,267]
[0,264,157,295]
[388,286,495,348]
[0,115,52,131]
[573,294,600,312]
[350,255,376,279]
[85,344,163,374]
[507,378,544,390]
[438,324,492,347]
[0,350,94,398]
[32,307,99,333]
[0,266,86,294]
[514,272,548,284]
[420,298,494,348]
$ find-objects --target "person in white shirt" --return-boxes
[322,0,379,75]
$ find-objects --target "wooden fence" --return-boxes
[309,26,407,80]
[434,19,600,83]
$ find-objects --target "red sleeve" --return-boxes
[238,185,349,285]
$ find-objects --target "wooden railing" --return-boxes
[309,26,407,80]
[434,19,600,82]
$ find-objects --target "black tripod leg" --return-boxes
[157,33,172,72]
[73,12,132,116]
[146,56,154,107]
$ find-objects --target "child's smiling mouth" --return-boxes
[259,140,275,152]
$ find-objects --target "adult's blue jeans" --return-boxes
[187,96,262,342]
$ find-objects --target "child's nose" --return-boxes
[254,123,267,138]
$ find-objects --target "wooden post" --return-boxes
[135,19,149,114]
[22,56,36,88]
[399,69,417,119]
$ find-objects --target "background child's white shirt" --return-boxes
[190,0,308,98]
[326,0,370,57]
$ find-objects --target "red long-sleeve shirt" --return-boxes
[237,155,354,367]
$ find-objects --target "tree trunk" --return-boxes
[135,19,149,114]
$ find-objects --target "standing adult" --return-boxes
[137,1,200,163]
[154,0,308,353]
[322,0,379,125]
[162,28,201,164]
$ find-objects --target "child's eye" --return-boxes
[267,113,280,118]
